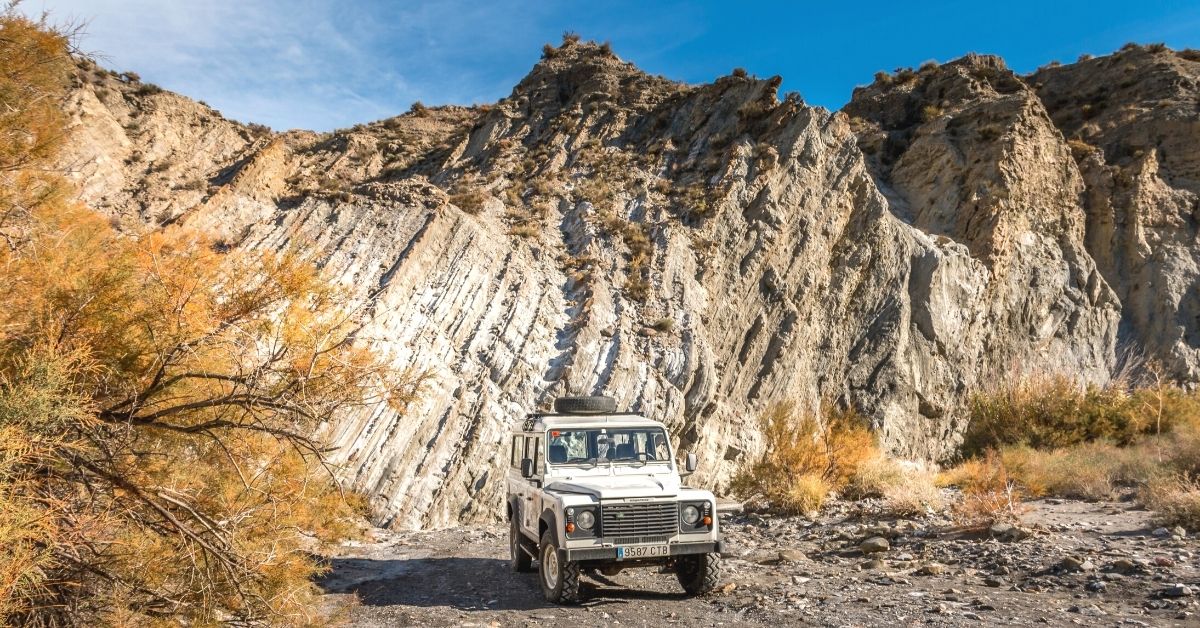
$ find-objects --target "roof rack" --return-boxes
[525,412,646,419]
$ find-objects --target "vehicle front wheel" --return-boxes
[538,531,580,604]
[675,552,722,595]
[509,515,534,573]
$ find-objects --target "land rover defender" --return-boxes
[505,396,723,603]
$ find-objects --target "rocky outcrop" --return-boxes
[844,53,1120,404]
[60,42,1196,528]
[1030,46,1200,381]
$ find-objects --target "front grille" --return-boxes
[612,535,669,545]
[601,502,676,538]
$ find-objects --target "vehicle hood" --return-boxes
[545,475,681,499]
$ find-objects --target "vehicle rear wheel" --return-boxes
[675,552,722,595]
[538,531,580,604]
[509,515,534,573]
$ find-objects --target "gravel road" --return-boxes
[318,496,1199,626]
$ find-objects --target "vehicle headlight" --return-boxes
[682,504,700,525]
[576,509,595,530]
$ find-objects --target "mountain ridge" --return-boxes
[61,40,1200,528]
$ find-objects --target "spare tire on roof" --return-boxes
[553,396,617,415]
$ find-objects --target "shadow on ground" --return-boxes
[317,556,690,612]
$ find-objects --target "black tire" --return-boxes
[553,396,616,415]
[509,514,534,573]
[675,552,722,595]
[538,531,581,604]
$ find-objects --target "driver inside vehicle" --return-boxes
[546,428,671,465]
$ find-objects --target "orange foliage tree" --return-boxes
[0,7,422,625]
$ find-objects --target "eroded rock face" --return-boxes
[845,54,1120,388]
[1030,46,1200,381]
[59,43,1191,528]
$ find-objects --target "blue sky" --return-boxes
[29,0,1200,131]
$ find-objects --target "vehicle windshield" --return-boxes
[546,427,671,466]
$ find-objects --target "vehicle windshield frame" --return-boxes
[544,426,674,468]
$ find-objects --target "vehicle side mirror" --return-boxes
[521,458,535,478]
[685,452,697,473]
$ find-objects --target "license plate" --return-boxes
[616,544,670,560]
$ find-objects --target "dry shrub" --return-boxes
[650,317,674,332]
[844,455,903,499]
[966,415,1200,518]
[0,10,75,238]
[508,224,539,238]
[0,12,426,624]
[784,474,832,516]
[999,444,1125,500]
[1142,477,1200,531]
[733,401,875,516]
[1067,138,1096,159]
[449,188,488,214]
[960,372,1200,496]
[939,452,1023,525]
[961,374,1198,456]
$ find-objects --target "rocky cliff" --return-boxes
[60,41,1200,528]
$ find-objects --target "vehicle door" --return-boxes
[522,434,542,536]
[507,434,522,517]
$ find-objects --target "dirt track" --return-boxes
[319,497,1199,626]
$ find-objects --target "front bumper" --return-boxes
[564,540,723,562]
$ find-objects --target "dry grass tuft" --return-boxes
[1142,477,1200,530]
[939,452,1023,525]
[847,456,944,516]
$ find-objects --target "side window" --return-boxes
[510,436,523,468]
[652,432,669,460]
[525,437,542,474]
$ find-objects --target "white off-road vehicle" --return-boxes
[506,396,723,603]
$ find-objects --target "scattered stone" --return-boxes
[860,537,889,554]
[778,549,805,563]
[1057,556,1085,572]
[984,576,1005,587]
[1152,527,1171,537]
[1069,604,1107,616]
[1160,584,1193,598]
[916,562,946,576]
[1105,558,1137,574]
[989,522,1031,542]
